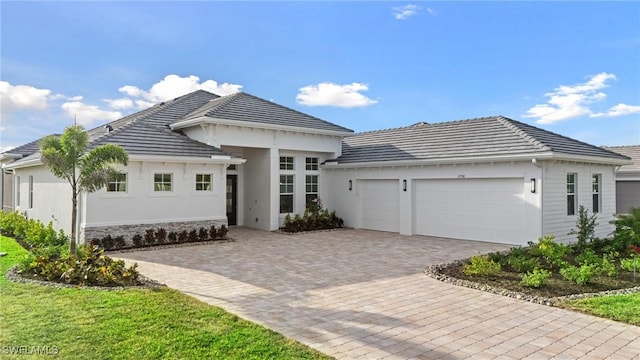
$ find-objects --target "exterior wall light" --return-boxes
[530,178,536,193]
[403,179,407,192]
[348,180,352,191]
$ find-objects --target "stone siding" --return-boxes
[80,219,228,244]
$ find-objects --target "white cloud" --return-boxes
[104,97,134,110]
[426,7,438,16]
[0,81,51,114]
[61,101,122,126]
[392,4,421,20]
[523,72,640,124]
[296,82,378,108]
[116,74,242,108]
[606,103,640,117]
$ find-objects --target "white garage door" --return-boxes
[360,179,399,232]
[414,178,527,244]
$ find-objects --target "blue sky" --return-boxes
[1,1,639,151]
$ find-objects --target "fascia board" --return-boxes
[172,116,353,137]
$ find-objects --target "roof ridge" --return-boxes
[495,116,552,151]
[241,92,353,131]
[603,145,640,149]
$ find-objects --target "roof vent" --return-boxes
[105,125,113,133]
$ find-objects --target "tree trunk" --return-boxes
[70,189,77,256]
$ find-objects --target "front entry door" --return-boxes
[226,175,238,226]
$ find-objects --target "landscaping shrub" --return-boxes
[19,245,140,287]
[614,208,640,249]
[188,230,198,242]
[281,199,344,233]
[463,255,501,276]
[144,229,156,246]
[520,269,552,288]
[178,230,188,243]
[507,254,541,273]
[156,228,167,244]
[0,211,68,248]
[208,225,217,240]
[217,225,228,239]
[167,231,177,243]
[529,235,572,269]
[198,227,209,241]
[560,264,599,285]
[132,234,144,247]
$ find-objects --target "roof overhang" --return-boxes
[0,153,23,162]
[323,151,633,169]
[171,116,354,138]
[4,155,42,170]
[129,154,246,165]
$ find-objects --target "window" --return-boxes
[567,173,577,216]
[195,174,212,191]
[28,176,33,209]
[305,157,318,171]
[305,175,318,206]
[592,174,601,213]
[15,176,20,207]
[107,173,127,192]
[280,156,294,170]
[154,173,173,192]
[280,175,294,213]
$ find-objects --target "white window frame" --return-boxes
[280,175,294,213]
[154,173,173,192]
[280,156,294,171]
[305,157,319,171]
[305,175,319,206]
[195,173,213,192]
[592,174,601,213]
[107,172,127,193]
[567,173,577,216]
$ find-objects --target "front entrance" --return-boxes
[226,175,238,226]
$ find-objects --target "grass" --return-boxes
[558,293,640,326]
[0,236,331,359]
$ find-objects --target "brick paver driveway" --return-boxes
[116,228,640,359]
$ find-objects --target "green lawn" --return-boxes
[0,236,332,359]
[558,293,640,326]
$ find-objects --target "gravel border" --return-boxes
[424,259,640,306]
[6,265,165,291]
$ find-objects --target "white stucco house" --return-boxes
[604,145,640,214]
[0,90,632,245]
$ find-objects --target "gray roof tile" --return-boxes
[604,145,640,173]
[178,92,353,133]
[336,116,631,164]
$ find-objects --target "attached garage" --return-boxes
[359,179,399,232]
[616,181,640,214]
[414,178,529,244]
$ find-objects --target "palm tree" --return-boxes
[40,125,128,255]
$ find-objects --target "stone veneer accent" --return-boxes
[80,219,227,244]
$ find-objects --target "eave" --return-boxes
[323,151,632,169]
[171,116,354,138]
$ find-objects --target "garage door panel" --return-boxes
[415,178,527,243]
[360,180,399,232]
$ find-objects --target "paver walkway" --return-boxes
[116,228,640,359]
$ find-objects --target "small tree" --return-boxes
[40,125,128,255]
[569,205,598,247]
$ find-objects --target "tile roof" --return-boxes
[1,135,56,157]
[604,145,640,173]
[178,92,353,133]
[335,116,631,164]
[4,90,235,164]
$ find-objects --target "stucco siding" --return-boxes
[542,162,616,243]
[13,165,73,235]
[84,161,227,241]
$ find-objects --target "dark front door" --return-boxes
[226,175,238,226]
